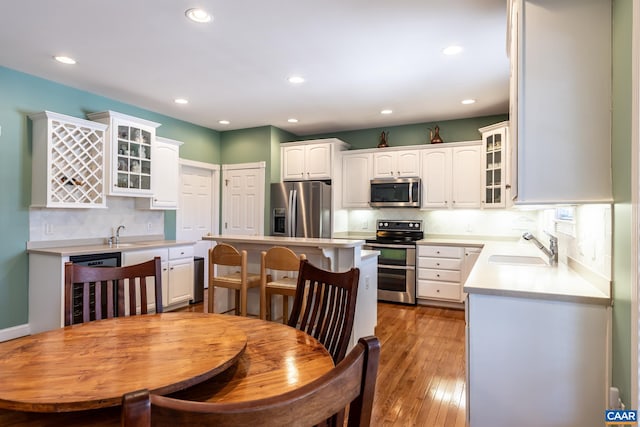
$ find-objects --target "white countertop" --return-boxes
[463,240,610,305]
[27,236,195,256]
[203,234,365,248]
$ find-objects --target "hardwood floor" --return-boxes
[372,302,466,427]
[177,297,467,427]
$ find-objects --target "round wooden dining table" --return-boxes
[0,313,334,426]
[0,312,248,412]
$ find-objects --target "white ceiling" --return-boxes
[0,0,510,136]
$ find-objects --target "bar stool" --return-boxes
[259,246,306,323]
[208,243,260,316]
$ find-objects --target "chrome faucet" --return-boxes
[522,231,558,265]
[115,225,126,245]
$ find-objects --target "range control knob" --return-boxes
[383,222,389,227]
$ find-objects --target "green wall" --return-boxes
[611,0,633,407]
[0,66,221,330]
[303,114,508,149]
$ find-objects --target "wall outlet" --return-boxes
[364,276,370,290]
[44,223,53,235]
[361,220,368,230]
[147,222,152,232]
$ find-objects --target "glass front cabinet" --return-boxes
[88,111,161,197]
[479,121,510,208]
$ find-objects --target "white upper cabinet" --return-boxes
[421,148,451,209]
[372,150,420,178]
[479,122,511,209]
[88,111,161,197]
[136,137,183,210]
[342,152,372,208]
[421,143,481,209]
[511,0,612,204]
[451,145,482,209]
[30,111,108,208]
[281,138,348,181]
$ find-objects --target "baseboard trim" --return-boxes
[0,323,30,342]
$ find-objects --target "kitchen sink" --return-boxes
[488,254,548,266]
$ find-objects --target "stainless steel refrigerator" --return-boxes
[270,181,332,238]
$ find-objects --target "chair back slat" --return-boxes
[64,257,163,326]
[121,336,381,427]
[288,260,359,363]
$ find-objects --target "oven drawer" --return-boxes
[417,280,461,301]
[418,268,461,282]
[417,257,462,270]
[418,245,464,259]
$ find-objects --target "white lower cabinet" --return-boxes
[467,293,608,427]
[417,245,464,303]
[417,244,480,304]
[123,245,193,311]
[167,246,194,306]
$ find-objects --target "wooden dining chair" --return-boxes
[288,259,360,364]
[64,257,163,326]
[259,246,306,323]
[121,335,380,427]
[208,243,261,317]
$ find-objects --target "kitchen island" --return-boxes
[202,235,378,350]
[462,239,610,427]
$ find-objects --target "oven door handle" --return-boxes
[365,243,415,249]
[378,264,415,271]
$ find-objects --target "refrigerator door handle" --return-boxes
[288,189,296,237]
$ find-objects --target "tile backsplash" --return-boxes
[29,197,164,242]
[346,204,612,279]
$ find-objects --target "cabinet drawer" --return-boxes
[169,245,194,260]
[418,245,464,259]
[418,268,461,282]
[418,257,462,270]
[123,248,169,264]
[417,281,461,301]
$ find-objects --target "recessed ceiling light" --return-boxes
[461,99,476,105]
[443,45,463,55]
[54,56,76,65]
[288,118,299,123]
[288,76,305,84]
[218,120,230,125]
[174,98,189,105]
[380,109,393,115]
[185,8,212,23]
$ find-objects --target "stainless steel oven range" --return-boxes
[364,220,423,304]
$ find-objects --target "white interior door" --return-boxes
[177,160,219,292]
[222,162,265,236]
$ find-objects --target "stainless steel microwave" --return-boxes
[370,178,421,208]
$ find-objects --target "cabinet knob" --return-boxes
[505,184,512,189]
[436,262,440,266]
[436,289,440,293]
[436,274,440,277]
